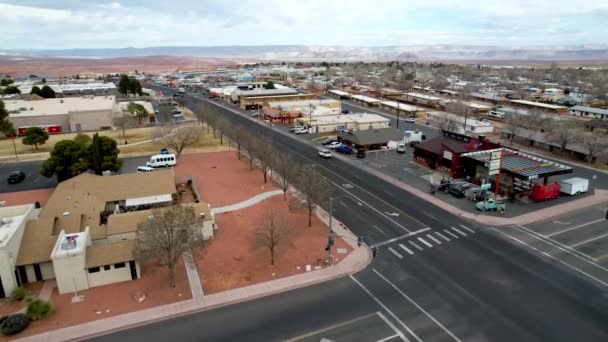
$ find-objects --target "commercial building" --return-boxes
[569,105,608,120]
[328,89,351,99]
[413,131,501,178]
[16,83,117,97]
[0,204,37,298]
[9,171,214,295]
[338,128,404,150]
[350,94,381,107]
[116,100,156,125]
[231,88,312,109]
[401,93,443,108]
[4,95,117,134]
[510,99,568,115]
[262,99,341,124]
[425,111,494,135]
[379,101,426,118]
[297,113,390,134]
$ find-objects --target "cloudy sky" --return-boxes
[1,0,607,50]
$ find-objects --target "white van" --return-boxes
[487,111,506,119]
[137,166,154,173]
[146,154,177,168]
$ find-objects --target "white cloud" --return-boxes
[0,1,606,49]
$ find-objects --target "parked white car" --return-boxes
[318,149,332,158]
[328,142,342,149]
[296,128,309,135]
[405,117,416,123]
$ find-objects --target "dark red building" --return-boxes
[413,131,500,178]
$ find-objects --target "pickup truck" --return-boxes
[476,199,506,212]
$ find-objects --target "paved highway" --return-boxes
[89,88,608,341]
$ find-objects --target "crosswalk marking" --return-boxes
[451,227,467,236]
[435,231,450,242]
[408,240,424,251]
[459,225,476,234]
[398,244,414,255]
[417,237,433,248]
[388,247,403,259]
[444,229,459,239]
[427,234,442,245]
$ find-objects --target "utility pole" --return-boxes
[396,103,400,129]
[327,196,334,265]
[11,134,18,162]
[309,103,313,133]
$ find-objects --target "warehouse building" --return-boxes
[4,95,117,134]
[510,99,568,115]
[262,99,341,124]
[296,113,390,134]
[569,105,608,120]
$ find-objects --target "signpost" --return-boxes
[488,150,503,198]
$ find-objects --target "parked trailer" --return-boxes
[529,183,560,201]
[559,177,589,195]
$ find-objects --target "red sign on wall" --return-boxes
[18,125,62,136]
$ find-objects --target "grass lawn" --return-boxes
[0,126,156,157]
[116,129,228,157]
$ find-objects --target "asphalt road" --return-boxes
[90,87,608,342]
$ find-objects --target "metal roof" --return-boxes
[462,148,572,179]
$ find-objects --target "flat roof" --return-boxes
[570,105,608,116]
[510,99,566,110]
[125,194,173,207]
[351,94,380,103]
[380,101,422,112]
[404,92,442,101]
[329,89,350,96]
[6,95,116,117]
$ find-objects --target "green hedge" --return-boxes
[9,287,27,301]
[1,314,30,336]
[25,297,53,320]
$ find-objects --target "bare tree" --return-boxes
[113,113,136,139]
[295,169,332,227]
[253,209,293,265]
[273,153,299,200]
[436,112,459,133]
[215,116,229,145]
[252,134,274,183]
[549,121,580,155]
[504,111,526,145]
[135,205,207,288]
[230,124,249,160]
[158,125,201,157]
[580,132,608,164]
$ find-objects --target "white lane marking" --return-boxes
[284,312,380,342]
[570,232,608,248]
[371,228,431,248]
[451,227,467,236]
[350,275,421,342]
[545,218,605,237]
[376,311,407,342]
[399,244,415,255]
[435,232,450,242]
[444,229,459,239]
[417,237,433,248]
[515,225,605,267]
[459,225,476,234]
[422,211,437,220]
[427,234,442,245]
[388,247,404,259]
[408,240,424,251]
[373,225,386,234]
[373,269,462,342]
[331,184,413,233]
[491,228,608,287]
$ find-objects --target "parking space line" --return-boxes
[371,228,431,248]
[389,247,404,259]
[408,240,424,251]
[399,244,414,255]
[451,227,467,236]
[491,228,608,287]
[350,275,422,342]
[545,218,605,237]
[570,232,608,248]
[373,269,462,342]
[373,225,386,234]
[444,229,459,239]
[376,311,407,342]
[435,232,450,242]
[417,237,433,248]
[459,225,475,234]
[427,234,442,245]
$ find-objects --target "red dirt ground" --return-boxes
[1,258,191,341]
[0,282,43,317]
[175,151,280,207]
[0,188,54,207]
[195,195,352,294]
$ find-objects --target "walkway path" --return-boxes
[183,252,205,304]
[211,189,283,214]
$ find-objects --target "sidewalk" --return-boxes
[334,153,608,226]
[18,226,371,342]
[211,189,283,214]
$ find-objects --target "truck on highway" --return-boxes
[559,177,589,195]
[476,199,506,212]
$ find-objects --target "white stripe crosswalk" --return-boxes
[383,227,477,259]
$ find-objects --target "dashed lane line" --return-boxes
[444,229,459,239]
[399,244,415,255]
[451,227,467,237]
[427,234,442,245]
[417,237,433,248]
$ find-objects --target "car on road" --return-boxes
[136,166,155,173]
[318,149,332,158]
[295,128,309,135]
[397,143,406,153]
[335,145,353,154]
[404,117,416,123]
[476,198,506,212]
[448,184,467,198]
[7,171,25,184]
[328,141,342,149]
[341,110,350,114]
[321,138,337,146]
[289,126,301,133]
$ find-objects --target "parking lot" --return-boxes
[521,203,608,264]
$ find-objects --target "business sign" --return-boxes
[443,151,453,161]
[491,150,503,160]
[489,169,499,176]
[489,159,501,171]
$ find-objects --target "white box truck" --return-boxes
[404,130,424,146]
[559,177,589,195]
